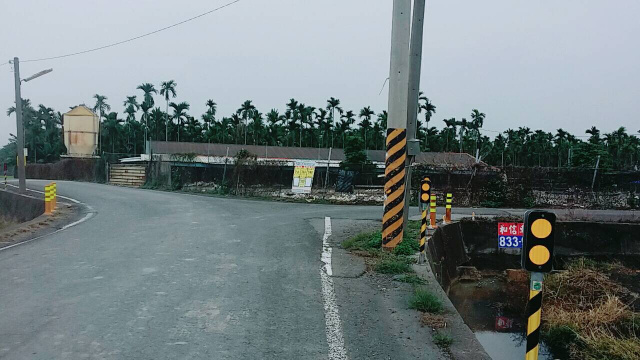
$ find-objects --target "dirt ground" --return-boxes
[0,202,80,249]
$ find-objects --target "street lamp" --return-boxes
[10,57,53,193]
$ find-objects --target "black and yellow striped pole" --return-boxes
[382,128,407,250]
[445,193,452,223]
[429,194,437,229]
[526,272,543,360]
[418,177,430,263]
[522,210,556,360]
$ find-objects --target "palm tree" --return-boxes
[314,108,328,148]
[170,101,190,142]
[137,83,157,107]
[326,97,343,147]
[586,126,601,144]
[470,109,486,154]
[443,118,457,152]
[137,83,157,143]
[202,99,218,139]
[266,109,282,146]
[358,106,375,149]
[376,111,388,150]
[206,99,217,118]
[102,112,123,153]
[159,80,177,141]
[297,104,314,147]
[140,101,152,148]
[92,94,111,153]
[123,96,139,152]
[238,100,256,145]
[339,110,356,147]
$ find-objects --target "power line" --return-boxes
[21,0,240,63]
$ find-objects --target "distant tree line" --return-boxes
[1,80,639,171]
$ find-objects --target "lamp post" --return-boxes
[11,56,53,193]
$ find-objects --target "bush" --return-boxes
[408,288,443,313]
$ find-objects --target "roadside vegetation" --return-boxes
[541,258,640,360]
[3,84,640,173]
[342,221,421,276]
[0,217,13,231]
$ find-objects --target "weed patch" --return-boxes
[409,288,443,313]
[342,230,381,253]
[376,258,412,274]
[394,273,426,285]
[432,331,453,349]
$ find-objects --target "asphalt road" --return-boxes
[1,181,637,359]
[0,181,402,359]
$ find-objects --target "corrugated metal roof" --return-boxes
[150,141,483,168]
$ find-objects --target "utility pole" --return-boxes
[591,155,601,191]
[382,0,411,250]
[403,0,427,232]
[13,57,26,194]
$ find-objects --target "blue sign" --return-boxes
[498,235,523,248]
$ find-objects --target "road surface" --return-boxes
[0,181,419,359]
[1,181,637,359]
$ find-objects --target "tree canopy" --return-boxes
[2,81,639,171]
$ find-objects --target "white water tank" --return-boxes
[63,106,99,157]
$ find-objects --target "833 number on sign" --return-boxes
[498,222,524,248]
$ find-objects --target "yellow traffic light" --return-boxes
[531,219,552,238]
[420,177,431,206]
[529,245,550,265]
[522,210,556,273]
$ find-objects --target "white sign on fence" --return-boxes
[292,161,316,194]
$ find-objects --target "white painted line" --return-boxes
[0,184,96,252]
[320,216,348,360]
[6,183,80,203]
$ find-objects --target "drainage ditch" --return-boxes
[427,217,640,359]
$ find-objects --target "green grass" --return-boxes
[409,288,443,313]
[394,273,426,285]
[342,230,382,253]
[342,221,422,256]
[375,257,412,274]
[433,331,453,349]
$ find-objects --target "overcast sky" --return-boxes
[1,0,639,147]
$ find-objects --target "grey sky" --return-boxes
[2,0,639,147]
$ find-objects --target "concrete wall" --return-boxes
[0,190,45,223]
[428,219,640,292]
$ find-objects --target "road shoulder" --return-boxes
[0,191,89,250]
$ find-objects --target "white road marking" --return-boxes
[320,216,348,360]
[0,183,96,252]
[7,183,80,203]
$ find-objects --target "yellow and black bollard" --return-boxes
[418,177,431,263]
[382,128,407,250]
[445,193,452,223]
[522,210,556,360]
[429,194,437,229]
[52,182,57,210]
[526,272,544,360]
[44,184,52,215]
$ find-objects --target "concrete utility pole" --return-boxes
[591,155,601,191]
[13,57,26,194]
[382,0,412,250]
[403,0,427,232]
